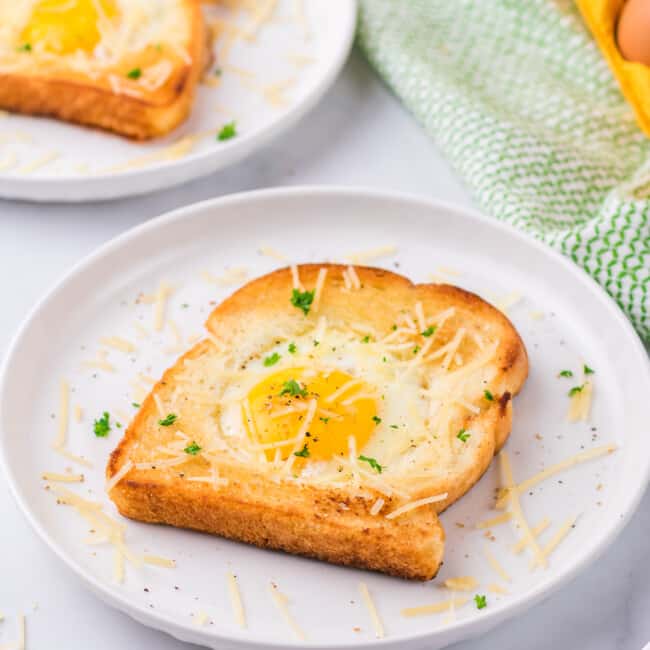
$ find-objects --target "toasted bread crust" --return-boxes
[0,2,207,140]
[108,264,528,579]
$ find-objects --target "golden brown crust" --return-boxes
[108,264,528,580]
[0,2,207,140]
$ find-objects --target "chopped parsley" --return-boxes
[474,594,487,610]
[413,346,420,354]
[568,384,585,397]
[382,356,387,363]
[319,417,330,424]
[294,443,310,458]
[263,352,281,367]
[358,455,383,473]
[217,121,237,141]
[214,66,223,76]
[184,441,202,455]
[483,389,494,401]
[290,288,315,315]
[158,413,178,426]
[389,424,399,429]
[457,428,470,442]
[93,412,111,437]
[279,379,308,398]
[361,335,371,343]
[131,402,141,408]
[583,364,595,375]
[126,67,142,80]
[313,340,320,347]
[558,370,573,378]
[372,415,382,424]
[288,342,297,354]
[116,422,122,429]
[421,326,436,337]
[391,324,398,331]
[17,43,32,52]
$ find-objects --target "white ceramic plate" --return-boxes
[0,2,355,203]
[1,188,649,650]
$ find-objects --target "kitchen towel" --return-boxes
[358,0,650,342]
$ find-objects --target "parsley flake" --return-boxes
[290,288,315,315]
[93,412,111,437]
[474,594,487,610]
[217,121,237,141]
[279,379,308,398]
[421,326,436,337]
[131,402,141,408]
[361,335,371,343]
[558,370,573,378]
[358,455,383,473]
[158,413,178,426]
[457,428,470,442]
[372,415,382,424]
[288,342,297,354]
[389,424,399,429]
[184,441,202,455]
[568,384,585,397]
[17,43,32,52]
[413,346,420,354]
[264,352,281,367]
[583,364,595,375]
[294,443,310,458]
[483,390,494,401]
[319,417,330,424]
[126,67,142,80]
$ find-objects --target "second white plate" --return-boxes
[0,1,356,202]
[1,188,649,649]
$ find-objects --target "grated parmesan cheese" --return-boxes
[401,597,469,618]
[512,517,551,554]
[53,379,69,449]
[442,576,478,591]
[269,583,305,640]
[530,516,577,569]
[385,493,447,520]
[484,548,511,582]
[345,245,397,264]
[42,472,84,483]
[105,460,133,493]
[100,336,135,354]
[358,582,384,639]
[143,554,176,568]
[227,572,246,628]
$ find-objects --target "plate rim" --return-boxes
[1,186,649,649]
[0,1,357,202]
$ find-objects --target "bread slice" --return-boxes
[0,1,209,139]
[107,264,528,580]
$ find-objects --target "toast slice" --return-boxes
[0,1,209,140]
[107,264,528,580]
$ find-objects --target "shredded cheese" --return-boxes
[401,597,469,618]
[194,611,209,627]
[73,405,83,423]
[53,447,93,468]
[113,548,125,584]
[227,572,246,628]
[290,264,303,290]
[487,583,508,595]
[475,511,513,529]
[567,380,593,422]
[442,576,478,591]
[42,472,84,483]
[258,245,288,261]
[484,548,511,582]
[53,379,69,449]
[530,516,577,569]
[512,517,551,554]
[496,445,616,508]
[312,267,327,312]
[100,336,135,354]
[19,151,59,174]
[345,245,397,264]
[499,450,546,567]
[347,265,361,290]
[385,493,447,520]
[369,497,385,515]
[269,583,305,640]
[143,554,176,568]
[105,460,133,493]
[358,582,384,639]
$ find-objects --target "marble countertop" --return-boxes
[1,50,648,650]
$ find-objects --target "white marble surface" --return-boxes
[0,50,648,650]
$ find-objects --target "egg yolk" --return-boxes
[244,367,378,462]
[22,0,118,55]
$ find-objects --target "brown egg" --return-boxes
[617,0,650,65]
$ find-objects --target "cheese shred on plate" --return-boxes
[269,583,305,640]
[401,597,469,618]
[385,493,447,520]
[227,572,246,628]
[442,576,478,591]
[530,516,577,569]
[358,581,384,639]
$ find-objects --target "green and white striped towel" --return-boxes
[357,0,650,343]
